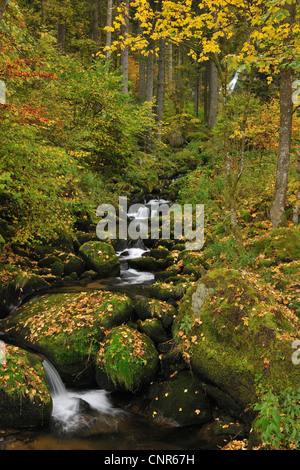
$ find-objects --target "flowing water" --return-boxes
[2,199,229,451]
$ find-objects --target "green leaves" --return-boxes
[254,386,300,449]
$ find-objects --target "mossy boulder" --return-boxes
[50,260,64,277]
[252,227,300,262]
[178,250,208,278]
[146,371,212,426]
[128,255,173,271]
[173,268,300,421]
[134,298,177,329]
[0,345,52,428]
[63,255,86,277]
[147,281,189,301]
[2,291,133,387]
[95,325,159,393]
[149,247,171,260]
[137,318,168,343]
[79,241,120,278]
[38,255,61,269]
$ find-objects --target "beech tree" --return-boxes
[270,2,297,228]
[110,0,299,232]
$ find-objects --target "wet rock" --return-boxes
[137,318,169,344]
[2,291,133,387]
[0,345,52,428]
[134,298,177,329]
[79,241,120,278]
[63,255,86,277]
[146,371,212,426]
[96,325,159,393]
[173,268,300,421]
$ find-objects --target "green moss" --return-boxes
[174,268,300,413]
[79,241,120,277]
[96,325,159,393]
[2,291,133,385]
[147,281,189,301]
[0,345,52,428]
[253,228,300,262]
[147,371,212,426]
[134,298,177,329]
[137,318,168,343]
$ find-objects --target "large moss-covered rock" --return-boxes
[79,241,120,278]
[252,227,300,262]
[173,268,300,421]
[0,345,52,428]
[1,291,133,387]
[146,371,212,426]
[96,325,159,393]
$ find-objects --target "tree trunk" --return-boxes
[58,23,66,50]
[120,0,129,94]
[146,50,154,105]
[91,0,99,45]
[0,0,7,24]
[105,0,113,64]
[270,66,294,227]
[156,38,165,139]
[270,2,296,228]
[208,58,218,129]
[138,22,146,101]
[145,49,154,148]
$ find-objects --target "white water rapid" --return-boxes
[115,198,170,286]
[43,359,121,433]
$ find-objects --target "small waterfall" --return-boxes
[42,359,121,433]
[43,358,67,397]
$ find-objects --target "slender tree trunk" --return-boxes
[145,48,154,148]
[0,0,7,24]
[193,64,200,117]
[293,149,300,225]
[138,22,146,101]
[156,38,165,139]
[57,0,66,51]
[270,3,296,228]
[105,0,113,64]
[146,50,154,105]
[208,58,218,129]
[91,0,99,45]
[168,43,173,85]
[58,23,66,50]
[120,0,129,94]
[139,54,146,101]
[203,63,209,123]
[270,66,294,227]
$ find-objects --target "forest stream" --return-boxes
[0,198,231,451]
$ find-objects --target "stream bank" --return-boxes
[1,197,299,451]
